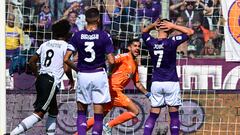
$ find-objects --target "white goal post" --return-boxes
[0,0,6,134]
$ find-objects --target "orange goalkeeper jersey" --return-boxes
[109,52,139,91]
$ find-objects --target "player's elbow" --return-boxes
[107,53,115,65]
[63,57,69,64]
[108,58,115,65]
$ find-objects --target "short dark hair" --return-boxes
[128,38,140,46]
[52,19,71,38]
[160,18,171,22]
[85,7,100,24]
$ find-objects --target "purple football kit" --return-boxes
[142,32,189,107]
[69,29,114,104]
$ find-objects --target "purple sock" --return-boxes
[92,113,104,135]
[169,111,180,135]
[77,110,87,135]
[143,112,159,135]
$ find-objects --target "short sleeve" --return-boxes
[142,32,155,46]
[69,33,78,50]
[170,34,189,47]
[104,33,114,54]
[67,43,75,52]
[36,43,43,55]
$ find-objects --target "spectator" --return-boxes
[195,0,214,30]
[188,20,205,56]
[39,4,52,30]
[169,0,187,21]
[62,1,86,31]
[210,28,223,55]
[138,0,161,23]
[62,1,81,17]
[67,11,79,33]
[6,14,24,57]
[212,0,222,29]
[201,40,218,56]
[180,0,203,28]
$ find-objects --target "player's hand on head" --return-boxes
[153,18,161,27]
[159,21,174,31]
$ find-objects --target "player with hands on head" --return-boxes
[141,18,194,135]
[64,7,115,135]
[10,19,74,135]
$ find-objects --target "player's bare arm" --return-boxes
[64,50,78,71]
[106,53,115,75]
[135,81,148,95]
[64,63,74,90]
[107,53,115,65]
[29,54,39,77]
[160,20,194,36]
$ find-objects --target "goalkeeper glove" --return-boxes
[145,92,152,98]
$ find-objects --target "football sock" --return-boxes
[143,112,159,135]
[169,111,180,135]
[46,115,56,135]
[92,113,104,135]
[10,113,41,135]
[77,110,87,135]
[108,112,136,128]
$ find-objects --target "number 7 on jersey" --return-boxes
[154,50,163,68]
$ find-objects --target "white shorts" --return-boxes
[150,81,182,107]
[76,71,111,104]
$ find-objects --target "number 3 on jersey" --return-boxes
[154,50,163,68]
[84,42,95,62]
[44,49,54,67]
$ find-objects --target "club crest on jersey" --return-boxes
[228,0,240,44]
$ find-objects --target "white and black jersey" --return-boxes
[36,39,74,83]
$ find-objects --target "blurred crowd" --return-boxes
[170,0,224,58]
[5,0,225,75]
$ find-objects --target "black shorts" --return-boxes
[33,74,59,115]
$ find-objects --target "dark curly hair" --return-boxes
[52,19,71,39]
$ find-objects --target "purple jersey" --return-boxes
[69,29,114,71]
[142,32,189,82]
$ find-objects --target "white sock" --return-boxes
[10,113,41,135]
[46,115,57,135]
